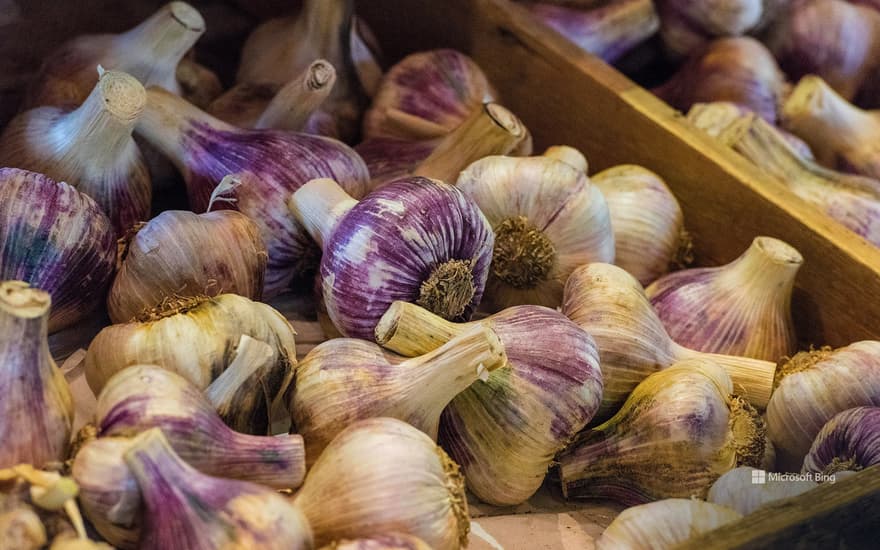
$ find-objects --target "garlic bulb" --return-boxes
[26,2,205,108]
[655,0,769,58]
[646,236,802,361]
[96,365,306,489]
[782,75,880,179]
[289,177,494,340]
[803,407,880,475]
[563,263,777,420]
[134,87,370,295]
[542,144,589,172]
[559,359,770,503]
[591,164,688,285]
[595,498,741,550]
[209,59,337,131]
[767,342,880,471]
[293,417,469,550]
[176,56,224,110]
[707,466,816,515]
[375,301,603,506]
[0,168,115,333]
[107,210,267,323]
[363,49,496,141]
[125,429,313,550]
[0,70,150,236]
[0,282,74,468]
[456,154,614,310]
[319,534,432,550]
[654,37,788,123]
[292,325,505,463]
[526,0,660,63]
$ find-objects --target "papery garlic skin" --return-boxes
[0,168,116,333]
[559,359,769,504]
[107,210,267,323]
[456,155,614,310]
[591,164,686,286]
[293,418,469,550]
[596,498,741,550]
[656,0,765,58]
[125,429,313,550]
[320,533,432,550]
[646,236,801,361]
[0,282,74,468]
[0,70,150,236]
[707,466,816,516]
[767,342,880,471]
[802,406,880,476]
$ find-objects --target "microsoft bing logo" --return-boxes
[751,469,767,484]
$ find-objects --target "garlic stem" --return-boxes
[204,335,274,435]
[288,178,358,249]
[375,300,464,355]
[255,59,337,131]
[383,107,451,141]
[717,236,802,294]
[298,0,354,70]
[672,348,774,409]
[543,145,588,173]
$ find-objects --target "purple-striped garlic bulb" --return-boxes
[768,344,880,471]
[293,418,469,550]
[802,406,880,476]
[107,210,267,323]
[782,75,880,179]
[291,325,506,464]
[563,263,777,421]
[0,168,115,333]
[374,301,603,506]
[319,534,432,550]
[456,151,614,310]
[209,59,337,132]
[646,236,802,361]
[559,359,770,504]
[0,70,150,236]
[125,429,313,550]
[134,87,370,296]
[0,282,74,468]
[289,177,494,340]
[707,466,816,516]
[654,37,788,123]
[525,0,660,63]
[26,2,206,109]
[95,365,306,489]
[591,164,690,286]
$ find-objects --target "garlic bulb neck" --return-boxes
[298,0,354,63]
[719,236,801,294]
[375,301,462,355]
[416,259,477,320]
[255,60,337,131]
[491,216,557,289]
[288,178,358,249]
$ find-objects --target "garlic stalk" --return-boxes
[0,168,115,333]
[563,263,777,420]
[125,429,313,550]
[292,325,505,463]
[687,103,880,246]
[375,301,603,506]
[782,75,880,179]
[559,359,770,504]
[107,210,267,323]
[646,236,802,361]
[525,0,660,63]
[802,406,880,475]
[456,154,613,310]
[363,49,496,141]
[595,498,741,550]
[26,2,205,109]
[96,365,306,489]
[767,342,880,471]
[591,164,689,285]
[293,417,469,550]
[0,70,150,236]
[707,466,816,516]
[134,87,370,295]
[0,282,74,468]
[319,534,432,550]
[289,177,494,339]
[204,335,275,435]
[654,37,788,123]
[209,59,337,131]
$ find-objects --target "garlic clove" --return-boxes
[802,406,880,476]
[707,466,817,516]
[0,70,151,237]
[0,168,116,333]
[293,417,469,550]
[592,164,690,285]
[0,282,74,468]
[319,533,432,550]
[646,236,802,361]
